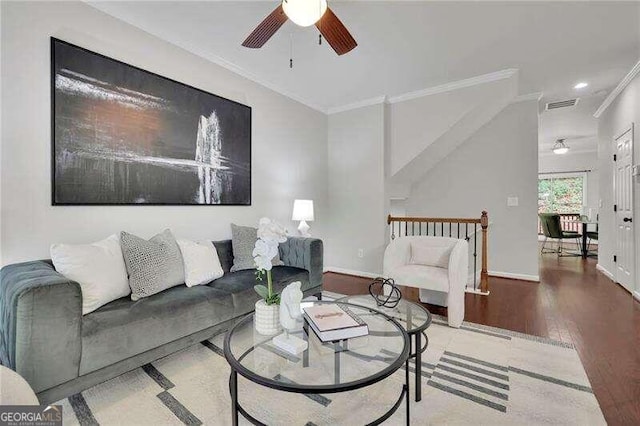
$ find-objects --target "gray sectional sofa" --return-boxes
[0,237,323,404]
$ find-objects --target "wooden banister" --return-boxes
[480,210,489,293]
[388,215,481,224]
[387,211,490,294]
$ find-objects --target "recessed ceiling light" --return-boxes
[574,82,588,89]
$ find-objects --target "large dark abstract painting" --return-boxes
[51,38,251,205]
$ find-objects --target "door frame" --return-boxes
[612,123,635,293]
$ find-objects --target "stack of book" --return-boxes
[303,304,369,342]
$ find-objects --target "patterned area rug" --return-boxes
[57,293,605,425]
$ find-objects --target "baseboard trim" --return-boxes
[596,264,615,282]
[325,267,540,283]
[323,267,380,279]
[465,287,490,296]
[488,270,540,282]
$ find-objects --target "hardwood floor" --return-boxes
[323,256,640,425]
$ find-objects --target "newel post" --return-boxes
[480,210,489,293]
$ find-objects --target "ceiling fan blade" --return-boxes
[316,7,357,56]
[242,5,288,49]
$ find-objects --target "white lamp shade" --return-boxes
[282,0,328,27]
[292,199,314,221]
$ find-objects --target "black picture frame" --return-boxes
[51,37,252,206]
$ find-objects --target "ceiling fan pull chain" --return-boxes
[289,33,294,69]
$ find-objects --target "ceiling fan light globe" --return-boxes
[282,0,328,27]
[552,139,570,155]
[553,147,569,155]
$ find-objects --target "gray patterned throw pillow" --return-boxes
[230,224,284,272]
[120,229,185,301]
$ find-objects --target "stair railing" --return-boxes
[387,211,489,294]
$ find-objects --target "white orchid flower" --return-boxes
[257,217,287,244]
[254,254,273,271]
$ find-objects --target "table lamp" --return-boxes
[292,199,314,237]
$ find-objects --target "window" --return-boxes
[538,173,585,214]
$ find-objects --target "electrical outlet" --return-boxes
[507,196,519,207]
[357,249,364,258]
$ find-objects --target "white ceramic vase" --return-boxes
[254,300,281,335]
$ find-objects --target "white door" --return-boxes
[614,127,635,292]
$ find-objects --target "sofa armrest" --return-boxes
[0,261,82,393]
[383,239,409,277]
[447,240,469,327]
[279,237,323,288]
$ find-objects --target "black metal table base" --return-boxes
[408,331,428,402]
[229,366,410,426]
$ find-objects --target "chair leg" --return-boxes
[541,237,560,254]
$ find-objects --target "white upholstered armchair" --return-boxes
[383,236,468,328]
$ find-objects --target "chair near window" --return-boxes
[539,213,582,257]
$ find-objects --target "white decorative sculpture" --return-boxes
[279,281,304,331]
[272,281,308,354]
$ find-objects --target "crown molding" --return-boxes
[386,68,518,104]
[327,96,388,115]
[511,92,543,104]
[594,59,640,118]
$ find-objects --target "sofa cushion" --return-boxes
[121,230,185,301]
[212,240,234,273]
[230,224,283,272]
[177,239,224,287]
[388,264,449,292]
[410,242,452,269]
[208,266,310,316]
[50,234,130,315]
[80,285,233,375]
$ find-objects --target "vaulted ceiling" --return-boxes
[90,1,640,113]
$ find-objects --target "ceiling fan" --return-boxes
[242,0,357,56]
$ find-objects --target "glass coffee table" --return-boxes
[224,301,411,425]
[337,294,432,402]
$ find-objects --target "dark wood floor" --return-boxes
[323,256,640,425]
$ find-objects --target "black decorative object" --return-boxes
[369,277,402,308]
[51,38,251,205]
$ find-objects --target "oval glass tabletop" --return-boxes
[224,301,409,393]
[337,294,432,334]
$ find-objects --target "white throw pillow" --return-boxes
[177,239,224,287]
[410,243,452,269]
[50,234,130,315]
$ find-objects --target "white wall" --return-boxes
[406,100,540,279]
[0,1,328,265]
[388,73,518,184]
[596,67,640,295]
[326,103,386,274]
[538,151,600,215]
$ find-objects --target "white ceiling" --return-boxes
[90,1,640,113]
[538,93,605,156]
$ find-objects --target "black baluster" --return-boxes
[473,224,478,291]
[449,222,452,237]
[441,222,444,236]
